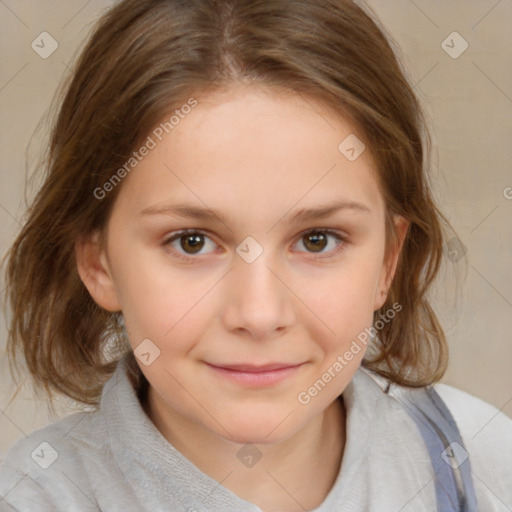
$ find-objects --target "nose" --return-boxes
[221,249,296,341]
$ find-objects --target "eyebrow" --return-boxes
[139,199,371,224]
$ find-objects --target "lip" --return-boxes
[206,362,305,387]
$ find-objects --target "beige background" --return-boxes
[1,0,511,459]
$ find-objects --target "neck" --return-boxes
[143,390,346,511]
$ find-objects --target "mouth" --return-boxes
[205,362,305,387]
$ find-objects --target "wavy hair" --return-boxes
[3,0,453,411]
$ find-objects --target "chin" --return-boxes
[217,407,303,446]
[223,428,293,446]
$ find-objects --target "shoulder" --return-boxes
[433,382,512,442]
[434,382,512,509]
[360,368,512,448]
[362,369,512,508]
[0,408,107,511]
[433,382,512,465]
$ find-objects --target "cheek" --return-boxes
[310,255,384,349]
[111,223,385,352]
[111,247,220,348]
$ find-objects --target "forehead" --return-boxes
[112,85,385,225]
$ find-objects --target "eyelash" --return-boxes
[162,228,348,262]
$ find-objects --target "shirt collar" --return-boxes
[101,352,386,511]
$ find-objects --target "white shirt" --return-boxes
[1,353,511,511]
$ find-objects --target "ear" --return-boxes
[374,215,409,311]
[75,231,122,312]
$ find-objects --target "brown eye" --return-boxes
[180,233,205,254]
[303,231,328,252]
[163,230,218,260]
[294,228,347,258]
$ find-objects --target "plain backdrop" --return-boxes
[1,0,511,459]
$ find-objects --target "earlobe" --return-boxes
[75,232,122,312]
[374,215,409,311]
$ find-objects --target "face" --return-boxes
[78,85,407,445]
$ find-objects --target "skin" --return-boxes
[77,84,408,511]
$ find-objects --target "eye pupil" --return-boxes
[181,234,204,253]
[304,232,327,252]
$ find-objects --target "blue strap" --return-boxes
[389,385,480,512]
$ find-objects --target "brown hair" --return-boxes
[3,0,453,411]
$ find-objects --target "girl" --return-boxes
[1,0,511,511]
